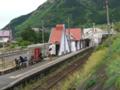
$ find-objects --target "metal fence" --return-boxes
[0,49,33,71]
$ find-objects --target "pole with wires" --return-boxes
[41,21,45,58]
[105,0,110,34]
[105,0,112,55]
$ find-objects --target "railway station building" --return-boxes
[49,24,70,56]
[49,24,85,56]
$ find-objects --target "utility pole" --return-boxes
[92,23,95,46]
[42,22,45,45]
[68,17,71,52]
[105,0,112,54]
[105,0,110,33]
[41,21,45,58]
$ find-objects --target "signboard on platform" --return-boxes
[34,48,40,61]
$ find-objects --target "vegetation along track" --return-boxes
[33,48,94,90]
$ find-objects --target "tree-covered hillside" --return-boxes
[4,0,120,37]
[3,13,31,37]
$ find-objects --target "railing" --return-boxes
[0,57,15,71]
[0,49,33,72]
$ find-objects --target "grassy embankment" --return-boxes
[54,34,120,90]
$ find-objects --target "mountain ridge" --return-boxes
[3,0,120,37]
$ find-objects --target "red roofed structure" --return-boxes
[49,24,65,44]
[48,24,89,56]
[66,28,81,41]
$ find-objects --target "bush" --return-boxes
[61,48,108,90]
[0,43,3,48]
[103,34,120,90]
[85,79,96,89]
[18,40,31,47]
[114,22,120,32]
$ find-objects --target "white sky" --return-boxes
[0,0,47,29]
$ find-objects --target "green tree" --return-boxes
[36,31,50,43]
[21,27,37,43]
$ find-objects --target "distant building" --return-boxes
[0,30,12,43]
[32,28,50,33]
[83,28,103,46]
[32,28,40,32]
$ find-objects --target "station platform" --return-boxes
[0,47,91,90]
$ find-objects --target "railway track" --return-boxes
[32,48,93,90]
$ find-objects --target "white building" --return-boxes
[0,30,12,43]
[49,24,85,56]
[83,28,103,46]
[66,28,82,52]
[49,24,70,56]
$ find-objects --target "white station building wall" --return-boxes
[59,31,70,56]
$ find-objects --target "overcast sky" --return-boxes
[0,0,47,29]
